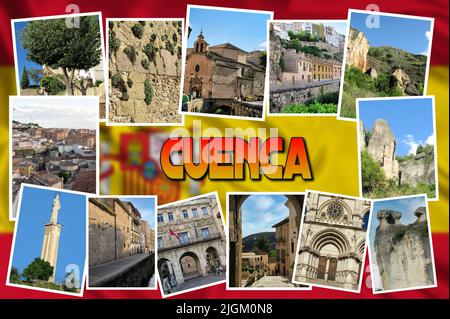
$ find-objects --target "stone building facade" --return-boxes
[282,48,340,85]
[88,198,155,266]
[108,20,183,124]
[228,194,304,287]
[294,192,370,291]
[157,194,226,293]
[183,32,266,101]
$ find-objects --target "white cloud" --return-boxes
[425,134,434,145]
[403,134,420,155]
[425,30,432,41]
[259,41,267,49]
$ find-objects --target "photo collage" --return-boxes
[6,5,439,298]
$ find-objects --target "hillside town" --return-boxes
[11,121,96,216]
[270,22,345,113]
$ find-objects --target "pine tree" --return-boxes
[21,66,30,89]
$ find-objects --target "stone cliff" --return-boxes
[346,27,369,72]
[269,29,283,87]
[374,208,434,291]
[399,153,435,187]
[109,20,182,123]
[366,119,399,180]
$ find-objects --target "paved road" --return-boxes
[170,275,225,294]
[251,275,296,288]
[89,253,150,286]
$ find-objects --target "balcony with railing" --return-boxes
[158,231,223,252]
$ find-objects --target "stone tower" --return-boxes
[41,193,62,283]
[194,31,208,53]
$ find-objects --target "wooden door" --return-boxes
[317,256,327,279]
[328,258,338,281]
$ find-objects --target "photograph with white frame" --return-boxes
[179,5,274,121]
[9,95,100,220]
[267,19,347,116]
[86,195,158,290]
[227,192,311,291]
[156,191,226,298]
[367,194,437,294]
[337,9,434,120]
[292,189,372,293]
[11,12,108,119]
[106,18,185,126]
[6,184,88,297]
[356,96,438,201]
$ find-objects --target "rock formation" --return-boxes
[392,68,410,94]
[365,67,377,79]
[109,20,183,123]
[374,208,434,291]
[359,120,366,150]
[346,28,369,72]
[399,152,435,187]
[366,119,399,180]
[269,29,283,87]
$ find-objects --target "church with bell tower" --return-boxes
[41,193,62,283]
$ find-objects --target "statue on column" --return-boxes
[50,193,61,224]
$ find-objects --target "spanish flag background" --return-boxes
[0,0,448,299]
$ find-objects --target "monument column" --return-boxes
[41,193,62,283]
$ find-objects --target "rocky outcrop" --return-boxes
[109,20,183,124]
[269,29,283,87]
[359,120,366,150]
[374,208,434,291]
[347,28,369,72]
[366,67,377,79]
[366,119,399,180]
[399,154,435,187]
[392,68,410,94]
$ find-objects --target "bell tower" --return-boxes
[41,193,62,283]
[194,31,208,53]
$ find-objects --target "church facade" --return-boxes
[293,191,371,291]
[183,32,266,101]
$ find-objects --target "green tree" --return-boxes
[22,258,53,282]
[255,236,270,253]
[40,76,65,95]
[259,51,267,68]
[21,66,30,89]
[10,266,21,283]
[21,16,102,95]
[361,150,386,194]
[292,38,301,53]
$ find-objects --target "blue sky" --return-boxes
[359,98,434,156]
[14,21,43,85]
[188,8,272,52]
[119,197,156,229]
[241,195,288,237]
[11,186,86,285]
[368,195,428,290]
[350,12,432,55]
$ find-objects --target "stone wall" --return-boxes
[109,20,182,124]
[89,201,116,266]
[269,80,339,113]
[201,99,263,118]
[91,254,155,287]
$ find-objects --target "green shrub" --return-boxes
[111,73,127,95]
[361,150,386,194]
[182,94,189,103]
[172,32,178,43]
[94,80,103,87]
[131,23,144,39]
[141,58,149,70]
[165,40,175,55]
[282,101,337,114]
[127,78,133,88]
[123,45,136,64]
[139,21,146,26]
[143,43,157,61]
[150,34,157,42]
[144,79,153,105]
[40,76,65,95]
[109,30,120,55]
